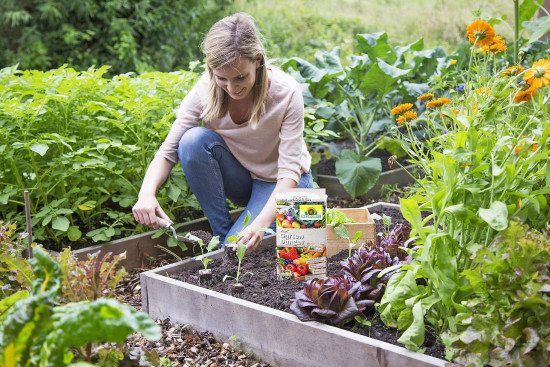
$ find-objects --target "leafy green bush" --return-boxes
[0,245,161,366]
[0,0,232,75]
[379,18,550,352]
[0,66,200,249]
[443,222,550,366]
[282,33,447,197]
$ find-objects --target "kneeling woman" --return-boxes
[132,13,312,254]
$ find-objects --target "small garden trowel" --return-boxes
[156,216,187,242]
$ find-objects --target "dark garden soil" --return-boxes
[169,205,446,361]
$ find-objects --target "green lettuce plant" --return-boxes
[443,221,550,366]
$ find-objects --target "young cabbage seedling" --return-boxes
[369,213,392,238]
[332,224,363,258]
[222,211,275,293]
[185,233,220,282]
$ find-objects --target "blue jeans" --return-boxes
[178,127,313,245]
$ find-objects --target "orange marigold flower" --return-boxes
[514,87,537,103]
[523,58,550,89]
[514,145,521,154]
[427,97,452,108]
[396,115,406,125]
[479,35,507,54]
[531,143,538,152]
[501,65,524,76]
[417,93,434,101]
[472,102,479,114]
[403,110,417,120]
[391,103,414,115]
[467,20,496,46]
[519,199,523,209]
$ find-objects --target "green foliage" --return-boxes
[443,222,550,366]
[0,0,232,75]
[282,32,445,197]
[380,24,550,352]
[0,66,200,249]
[0,246,161,366]
[0,222,34,300]
[57,249,128,303]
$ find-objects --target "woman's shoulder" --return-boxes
[269,66,300,94]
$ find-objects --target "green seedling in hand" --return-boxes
[185,233,220,270]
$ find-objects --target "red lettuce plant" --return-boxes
[341,224,414,303]
[290,274,370,326]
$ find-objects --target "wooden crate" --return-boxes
[326,208,376,257]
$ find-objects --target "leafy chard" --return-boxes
[0,222,34,299]
[290,274,369,326]
[0,246,161,366]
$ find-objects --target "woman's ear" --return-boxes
[256,54,263,68]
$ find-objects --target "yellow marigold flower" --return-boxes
[396,115,406,125]
[514,87,536,104]
[523,58,550,89]
[479,35,507,54]
[449,60,457,65]
[467,20,496,46]
[391,103,414,115]
[501,66,524,76]
[471,102,479,114]
[426,97,452,108]
[475,87,491,95]
[417,93,434,101]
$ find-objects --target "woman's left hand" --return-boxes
[235,222,266,255]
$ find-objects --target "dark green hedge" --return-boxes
[0,0,232,75]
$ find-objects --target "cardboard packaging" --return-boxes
[326,207,376,258]
[275,189,327,281]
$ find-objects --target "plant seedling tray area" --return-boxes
[140,203,450,367]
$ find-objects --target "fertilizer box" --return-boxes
[275,188,327,281]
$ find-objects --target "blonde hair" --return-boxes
[201,13,268,129]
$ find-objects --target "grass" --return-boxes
[231,0,516,62]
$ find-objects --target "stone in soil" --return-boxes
[170,206,446,361]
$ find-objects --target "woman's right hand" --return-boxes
[132,195,172,229]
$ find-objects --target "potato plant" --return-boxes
[0,66,199,250]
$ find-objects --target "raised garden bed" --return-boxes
[140,203,451,367]
[317,164,421,200]
[73,208,244,270]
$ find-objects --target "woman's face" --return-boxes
[213,55,261,101]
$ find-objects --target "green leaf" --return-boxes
[361,59,411,96]
[333,225,349,240]
[478,201,508,231]
[397,301,425,350]
[0,291,30,322]
[519,0,545,32]
[523,16,550,44]
[52,216,70,232]
[335,150,381,198]
[207,236,220,252]
[67,226,82,241]
[30,143,49,156]
[356,32,392,62]
[242,211,251,228]
[400,198,426,241]
[236,242,247,261]
[352,230,363,243]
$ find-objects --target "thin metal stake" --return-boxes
[24,190,33,258]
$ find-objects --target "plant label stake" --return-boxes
[24,190,33,258]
